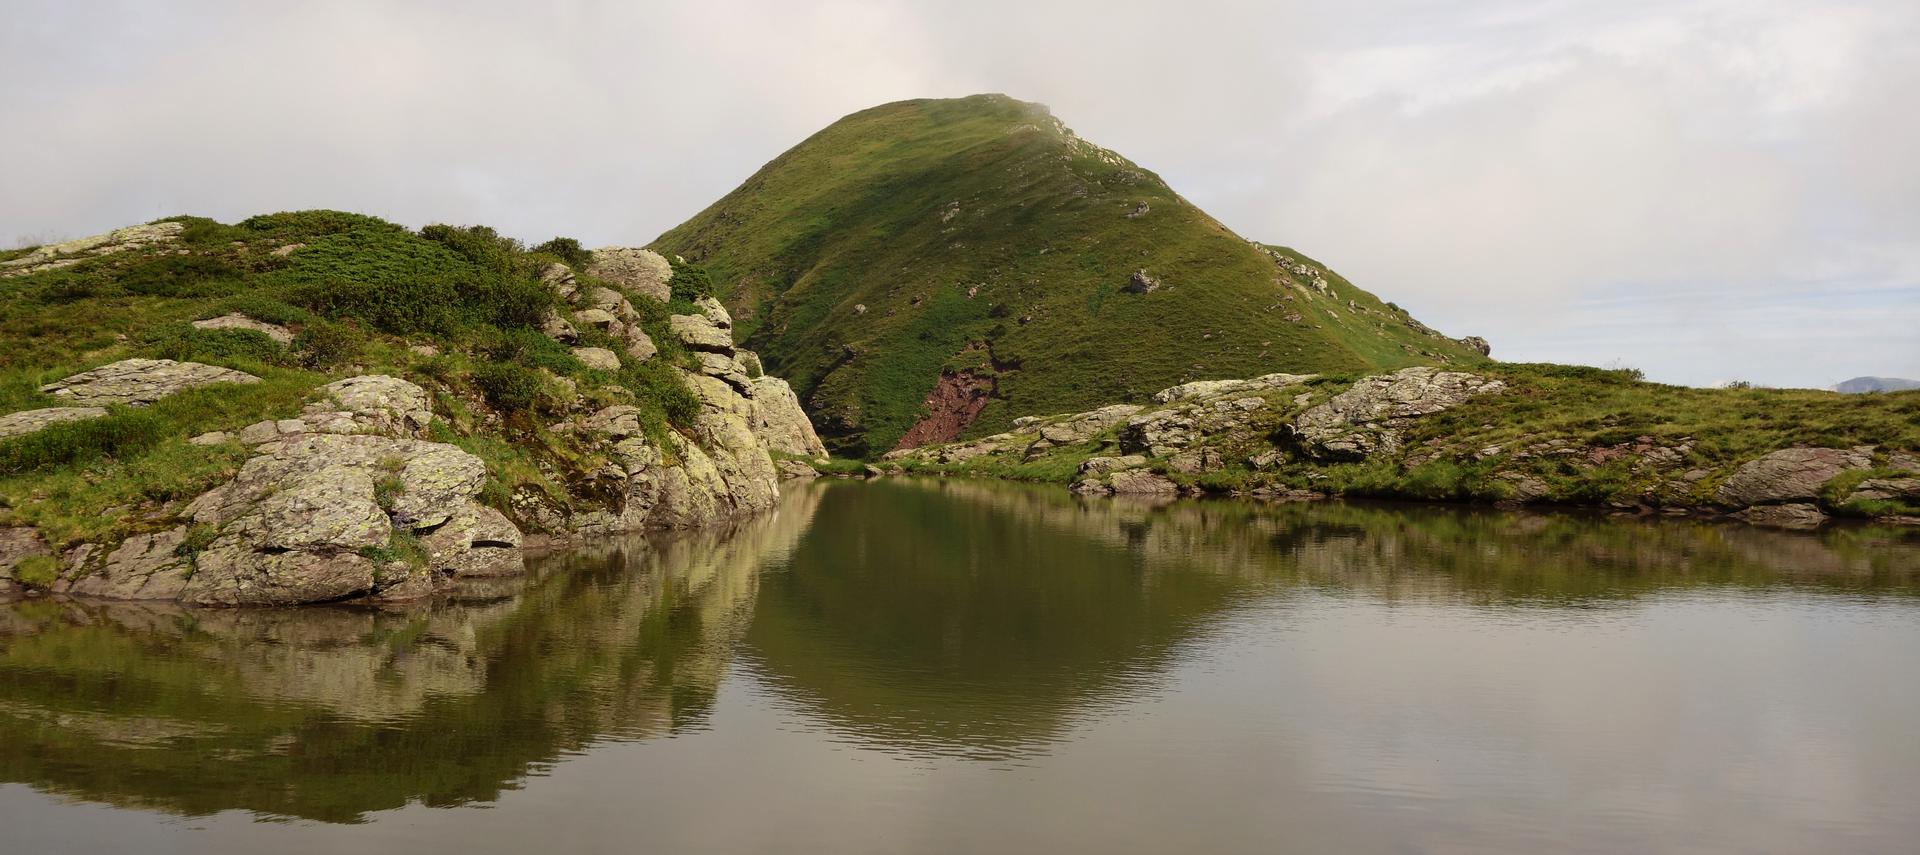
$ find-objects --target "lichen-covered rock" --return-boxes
[1078,455,1147,476]
[0,406,108,439]
[585,286,640,323]
[776,459,821,480]
[0,221,185,278]
[670,314,734,352]
[572,346,621,371]
[695,296,733,329]
[695,351,752,392]
[1,527,52,579]
[1292,367,1504,459]
[41,359,260,406]
[418,504,522,578]
[1715,447,1872,507]
[191,313,294,344]
[1844,477,1920,504]
[1152,373,1314,404]
[749,376,828,457]
[540,311,579,343]
[625,330,658,362]
[1023,404,1142,458]
[298,374,434,438]
[586,247,673,303]
[63,527,192,600]
[573,308,622,338]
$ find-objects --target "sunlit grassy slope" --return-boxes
[654,94,1481,456]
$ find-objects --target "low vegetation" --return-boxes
[0,211,712,553]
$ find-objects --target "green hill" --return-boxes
[654,94,1482,457]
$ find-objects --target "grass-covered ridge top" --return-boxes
[654,94,1483,457]
[0,210,707,552]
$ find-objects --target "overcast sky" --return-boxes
[4,0,1915,388]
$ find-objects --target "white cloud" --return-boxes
[0,0,1913,386]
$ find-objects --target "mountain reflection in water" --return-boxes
[1,478,1916,853]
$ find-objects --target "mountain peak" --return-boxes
[655,97,1482,456]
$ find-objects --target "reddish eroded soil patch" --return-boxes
[893,372,994,450]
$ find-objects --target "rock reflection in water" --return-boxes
[0,485,822,822]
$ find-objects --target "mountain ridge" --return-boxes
[654,94,1484,457]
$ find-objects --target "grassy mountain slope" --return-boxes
[654,94,1480,457]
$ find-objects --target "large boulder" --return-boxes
[41,358,260,406]
[0,406,108,439]
[70,376,519,605]
[749,376,828,457]
[1291,367,1504,459]
[1715,447,1872,507]
[1152,373,1315,404]
[1024,404,1142,457]
[586,247,673,303]
[191,313,294,344]
[669,314,734,352]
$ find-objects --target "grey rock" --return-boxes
[748,376,828,457]
[1458,336,1492,357]
[41,359,261,406]
[191,313,294,344]
[586,247,673,303]
[695,296,733,329]
[1715,447,1871,507]
[0,406,108,439]
[571,346,622,371]
[1108,469,1179,495]
[1292,367,1505,459]
[1153,373,1316,404]
[65,527,192,600]
[1123,269,1162,294]
[670,314,735,352]
[1078,455,1147,476]
[1844,477,1920,504]
[187,430,232,446]
[540,311,579,343]
[624,329,658,361]
[0,221,185,278]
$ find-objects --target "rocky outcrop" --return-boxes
[0,406,108,439]
[1153,373,1314,404]
[1291,367,1504,459]
[749,376,828,457]
[58,377,516,605]
[669,314,734,352]
[191,313,294,344]
[571,346,621,371]
[41,359,260,406]
[0,221,185,278]
[1715,447,1871,507]
[586,247,673,302]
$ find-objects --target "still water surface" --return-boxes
[3,478,1919,853]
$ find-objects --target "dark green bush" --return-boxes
[212,294,311,326]
[618,361,699,428]
[120,255,245,297]
[149,325,288,366]
[668,258,714,302]
[482,327,583,376]
[474,363,546,413]
[533,237,591,267]
[422,224,523,275]
[293,319,365,368]
[0,408,169,475]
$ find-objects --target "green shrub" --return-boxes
[533,237,591,267]
[11,554,59,588]
[293,319,365,368]
[474,363,546,413]
[212,294,311,326]
[618,361,699,428]
[149,325,289,366]
[0,407,170,475]
[483,327,582,376]
[668,258,714,302]
[119,254,245,297]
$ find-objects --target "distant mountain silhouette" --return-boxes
[1834,376,1920,393]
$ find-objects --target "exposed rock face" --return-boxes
[1153,373,1314,404]
[1,527,52,577]
[41,359,261,407]
[571,346,621,371]
[1123,269,1162,294]
[749,376,828,457]
[191,313,294,344]
[1120,397,1266,457]
[1107,469,1178,495]
[1292,367,1504,459]
[0,406,108,439]
[61,377,517,606]
[1715,447,1871,507]
[625,330,658,362]
[669,314,734,352]
[1845,477,1920,504]
[895,372,996,451]
[586,247,673,302]
[0,221,185,278]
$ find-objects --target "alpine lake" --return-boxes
[3,478,1918,854]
